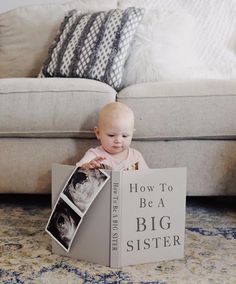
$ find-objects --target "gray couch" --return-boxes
[0,0,236,195]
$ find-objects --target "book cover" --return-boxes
[110,168,187,267]
[50,164,187,267]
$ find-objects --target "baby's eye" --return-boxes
[122,135,129,138]
[107,134,115,137]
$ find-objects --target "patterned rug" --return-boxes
[0,195,235,284]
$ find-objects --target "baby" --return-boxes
[76,102,148,170]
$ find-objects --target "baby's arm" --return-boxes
[138,155,149,169]
[80,156,106,169]
[76,149,106,169]
[134,149,149,169]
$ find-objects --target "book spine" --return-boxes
[110,171,122,268]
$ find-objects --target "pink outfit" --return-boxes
[76,146,148,170]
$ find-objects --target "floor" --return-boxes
[0,195,235,283]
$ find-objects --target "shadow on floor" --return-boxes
[0,194,235,211]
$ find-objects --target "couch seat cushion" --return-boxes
[0,78,116,137]
[117,79,236,140]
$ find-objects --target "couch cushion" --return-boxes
[0,78,116,137]
[117,79,236,140]
[39,7,144,90]
[0,0,117,78]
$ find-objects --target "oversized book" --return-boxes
[49,164,187,267]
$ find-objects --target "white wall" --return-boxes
[0,0,72,12]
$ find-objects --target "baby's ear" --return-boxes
[94,126,100,139]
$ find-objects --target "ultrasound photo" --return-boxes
[62,168,109,213]
[46,167,110,252]
[46,198,82,251]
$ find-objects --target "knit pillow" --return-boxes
[39,7,144,90]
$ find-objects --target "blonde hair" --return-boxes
[98,102,134,127]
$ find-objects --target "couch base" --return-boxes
[0,138,235,195]
[132,139,236,196]
[0,138,99,194]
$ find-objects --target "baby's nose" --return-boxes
[115,135,122,142]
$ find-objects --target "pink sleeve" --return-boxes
[131,149,149,169]
[137,152,149,169]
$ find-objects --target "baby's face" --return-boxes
[96,114,134,155]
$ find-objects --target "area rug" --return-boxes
[0,195,235,284]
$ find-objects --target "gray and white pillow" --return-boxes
[39,7,144,90]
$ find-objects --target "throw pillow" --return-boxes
[121,9,210,87]
[121,2,236,87]
[0,0,117,78]
[39,7,144,90]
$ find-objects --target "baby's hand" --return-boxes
[81,156,106,169]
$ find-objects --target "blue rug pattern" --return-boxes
[0,196,235,283]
